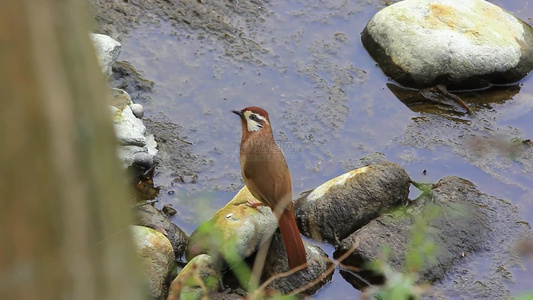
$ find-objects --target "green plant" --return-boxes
[364,209,438,300]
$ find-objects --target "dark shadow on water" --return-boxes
[388,83,521,118]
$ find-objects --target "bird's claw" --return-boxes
[246,199,265,208]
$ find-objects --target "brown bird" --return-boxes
[233,106,307,269]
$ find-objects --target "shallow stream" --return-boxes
[93,0,533,297]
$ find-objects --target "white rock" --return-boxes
[114,105,147,146]
[146,134,158,158]
[130,103,144,119]
[363,0,533,88]
[90,33,121,78]
[110,89,157,168]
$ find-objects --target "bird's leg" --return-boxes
[246,199,265,208]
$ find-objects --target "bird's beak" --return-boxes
[232,110,244,118]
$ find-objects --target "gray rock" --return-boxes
[132,152,154,171]
[260,233,333,296]
[335,176,532,291]
[117,145,150,169]
[136,204,189,259]
[132,225,175,299]
[167,254,221,300]
[294,162,411,244]
[90,33,121,78]
[362,0,533,89]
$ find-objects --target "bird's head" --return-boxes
[232,106,271,134]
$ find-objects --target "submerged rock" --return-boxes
[132,225,175,299]
[362,0,533,89]
[294,162,411,244]
[335,176,532,295]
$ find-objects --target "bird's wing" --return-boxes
[242,144,292,211]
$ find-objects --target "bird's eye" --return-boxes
[250,114,260,122]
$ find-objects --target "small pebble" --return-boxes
[130,103,144,118]
[162,205,177,217]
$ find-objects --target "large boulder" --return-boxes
[335,176,532,295]
[362,0,533,89]
[186,186,327,273]
[294,162,411,244]
[187,186,278,267]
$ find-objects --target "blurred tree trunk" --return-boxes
[0,1,146,299]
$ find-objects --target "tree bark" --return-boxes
[0,1,146,299]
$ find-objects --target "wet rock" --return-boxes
[136,204,189,259]
[167,254,221,300]
[111,89,158,169]
[132,225,175,299]
[132,152,154,173]
[294,162,411,244]
[362,0,533,89]
[335,176,532,289]
[90,33,121,78]
[162,204,177,217]
[110,61,154,103]
[132,164,160,201]
[186,186,278,267]
[260,233,333,296]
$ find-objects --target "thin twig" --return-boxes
[250,260,309,299]
[133,199,158,208]
[436,84,474,115]
[249,237,272,293]
[177,137,193,145]
[339,263,362,273]
[287,237,361,296]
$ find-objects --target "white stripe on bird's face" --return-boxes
[243,110,269,132]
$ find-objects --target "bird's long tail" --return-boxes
[277,204,307,269]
